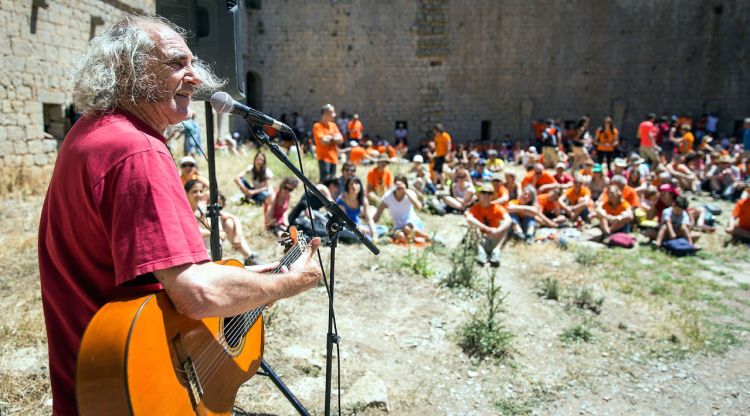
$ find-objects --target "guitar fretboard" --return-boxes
[222,239,306,348]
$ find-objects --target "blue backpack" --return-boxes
[662,238,698,257]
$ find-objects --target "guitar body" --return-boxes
[76,259,264,416]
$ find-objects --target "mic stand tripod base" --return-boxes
[258,360,310,416]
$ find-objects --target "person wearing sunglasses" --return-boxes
[178,155,209,188]
[266,177,300,237]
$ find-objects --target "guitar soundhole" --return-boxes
[222,316,248,349]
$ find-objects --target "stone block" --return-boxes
[13,141,28,154]
[22,154,34,166]
[42,139,58,153]
[34,152,48,166]
[7,126,24,141]
[26,123,43,140]
[28,140,42,154]
[0,141,13,155]
[0,126,5,142]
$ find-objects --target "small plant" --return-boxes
[458,269,514,360]
[571,287,604,314]
[560,321,594,343]
[537,277,560,301]
[395,246,436,278]
[442,229,478,288]
[574,249,597,266]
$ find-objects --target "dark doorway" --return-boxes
[480,120,491,141]
[246,71,262,110]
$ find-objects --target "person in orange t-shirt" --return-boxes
[347,114,363,141]
[366,154,394,204]
[313,104,344,181]
[346,141,371,165]
[595,117,619,171]
[431,123,452,188]
[561,176,592,222]
[537,188,566,225]
[489,172,510,207]
[727,198,750,243]
[595,185,633,235]
[602,175,640,209]
[521,163,559,193]
[178,155,210,188]
[677,124,694,154]
[466,183,512,267]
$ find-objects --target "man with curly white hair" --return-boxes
[37,15,322,415]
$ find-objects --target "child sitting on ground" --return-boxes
[654,196,697,247]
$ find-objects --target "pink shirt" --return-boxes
[38,110,209,415]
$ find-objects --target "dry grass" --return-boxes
[0,371,50,416]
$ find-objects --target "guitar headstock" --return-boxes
[278,226,308,254]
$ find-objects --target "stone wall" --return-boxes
[0,0,154,176]
[243,0,750,145]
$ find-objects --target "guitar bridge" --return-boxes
[182,357,204,406]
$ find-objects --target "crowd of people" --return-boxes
[175,103,750,268]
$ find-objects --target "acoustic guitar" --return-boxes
[76,228,308,415]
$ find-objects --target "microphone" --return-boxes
[210,92,292,134]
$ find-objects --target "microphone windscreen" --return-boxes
[210,92,234,114]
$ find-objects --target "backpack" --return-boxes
[662,238,698,257]
[607,232,637,249]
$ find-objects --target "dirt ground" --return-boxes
[1,153,749,415]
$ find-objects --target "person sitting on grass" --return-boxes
[508,185,541,242]
[266,177,299,238]
[373,175,429,244]
[595,185,634,236]
[413,165,437,199]
[654,196,698,247]
[185,180,258,265]
[503,170,522,201]
[366,154,394,206]
[521,163,559,193]
[465,183,512,267]
[234,151,274,211]
[553,162,574,188]
[337,177,384,239]
[178,156,209,188]
[537,187,567,226]
[442,166,476,213]
[605,175,641,210]
[727,196,750,244]
[562,175,592,223]
[489,172,510,207]
[589,163,609,201]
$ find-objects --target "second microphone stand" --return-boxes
[247,126,379,416]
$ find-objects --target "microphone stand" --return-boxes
[204,104,309,416]
[247,126,379,416]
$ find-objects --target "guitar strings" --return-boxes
[191,243,303,374]
[192,245,303,383]
[189,244,303,374]
[198,245,305,386]
[191,243,306,383]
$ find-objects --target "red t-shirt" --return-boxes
[38,110,210,415]
[639,120,655,147]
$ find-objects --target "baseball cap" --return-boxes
[413,154,424,163]
[592,163,603,173]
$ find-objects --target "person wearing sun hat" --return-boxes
[707,154,741,200]
[466,182,512,267]
[178,155,209,188]
[366,154,394,205]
